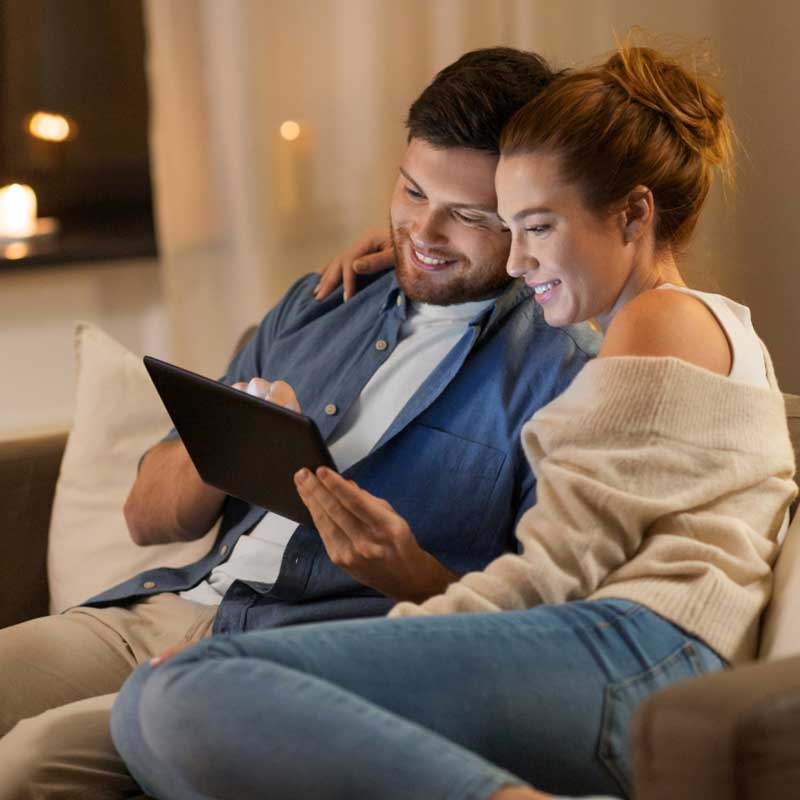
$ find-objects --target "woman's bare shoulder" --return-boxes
[598,287,732,376]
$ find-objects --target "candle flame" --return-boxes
[28,112,73,142]
[0,184,38,239]
[280,120,301,142]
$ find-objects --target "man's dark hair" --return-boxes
[406,47,557,153]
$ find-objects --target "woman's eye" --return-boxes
[525,224,551,236]
[405,186,425,200]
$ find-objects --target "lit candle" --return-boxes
[0,184,37,239]
[28,111,73,143]
[273,120,311,219]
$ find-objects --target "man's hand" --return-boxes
[150,641,192,667]
[233,377,301,412]
[315,229,394,302]
[124,377,301,547]
[294,467,458,602]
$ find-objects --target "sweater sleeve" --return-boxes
[390,356,795,620]
[391,430,676,616]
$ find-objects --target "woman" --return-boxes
[111,43,796,800]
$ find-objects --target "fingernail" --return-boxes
[352,260,363,272]
[150,656,162,667]
[318,467,330,480]
[296,469,309,484]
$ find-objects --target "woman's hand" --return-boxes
[315,229,394,302]
[294,467,458,601]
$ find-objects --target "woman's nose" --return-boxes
[506,241,536,277]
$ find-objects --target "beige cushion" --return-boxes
[47,322,217,612]
[758,392,800,658]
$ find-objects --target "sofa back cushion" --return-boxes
[758,393,800,658]
[47,322,217,612]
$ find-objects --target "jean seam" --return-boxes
[592,599,645,631]
[596,639,705,798]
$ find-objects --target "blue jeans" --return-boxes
[111,600,724,800]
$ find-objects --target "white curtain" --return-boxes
[143,0,800,391]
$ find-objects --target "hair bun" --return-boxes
[602,44,731,170]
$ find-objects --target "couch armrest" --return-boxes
[631,654,800,799]
[0,430,68,628]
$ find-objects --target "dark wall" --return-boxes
[0,0,152,220]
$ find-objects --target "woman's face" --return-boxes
[495,151,637,329]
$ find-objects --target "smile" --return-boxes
[532,279,561,295]
[410,247,456,272]
[528,279,562,304]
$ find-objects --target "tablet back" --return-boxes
[143,356,335,527]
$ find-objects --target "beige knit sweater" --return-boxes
[391,355,797,663]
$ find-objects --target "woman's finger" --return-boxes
[317,468,398,529]
[295,469,357,560]
[353,246,395,275]
[315,260,343,301]
[297,469,366,539]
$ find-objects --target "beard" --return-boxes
[390,224,511,306]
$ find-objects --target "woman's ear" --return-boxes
[622,185,655,243]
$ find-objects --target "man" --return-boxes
[0,47,599,797]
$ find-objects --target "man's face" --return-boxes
[390,138,512,305]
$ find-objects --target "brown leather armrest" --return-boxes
[0,430,68,628]
[632,654,800,799]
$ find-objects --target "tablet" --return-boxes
[143,356,336,527]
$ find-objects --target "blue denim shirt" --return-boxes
[84,272,600,632]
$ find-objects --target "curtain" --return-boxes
[143,0,800,391]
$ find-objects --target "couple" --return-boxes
[3,42,797,800]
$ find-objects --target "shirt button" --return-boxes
[324,403,338,416]
[375,339,388,351]
[219,544,229,556]
[143,580,156,589]
[396,295,402,306]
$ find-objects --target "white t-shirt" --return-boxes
[180,296,495,606]
[656,284,768,387]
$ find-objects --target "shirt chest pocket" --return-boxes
[351,422,507,554]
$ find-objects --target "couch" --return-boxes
[2,325,800,798]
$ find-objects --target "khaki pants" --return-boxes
[0,593,216,799]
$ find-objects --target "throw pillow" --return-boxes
[47,321,217,612]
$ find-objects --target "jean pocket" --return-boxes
[597,640,707,798]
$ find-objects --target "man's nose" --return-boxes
[410,209,447,249]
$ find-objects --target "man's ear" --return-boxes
[622,186,655,243]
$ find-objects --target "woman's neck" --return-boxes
[595,248,684,332]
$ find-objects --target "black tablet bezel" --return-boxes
[143,356,336,527]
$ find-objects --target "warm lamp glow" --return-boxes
[280,120,301,141]
[3,241,30,260]
[28,111,73,142]
[0,184,37,239]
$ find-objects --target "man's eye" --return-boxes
[526,224,551,235]
[453,211,484,225]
